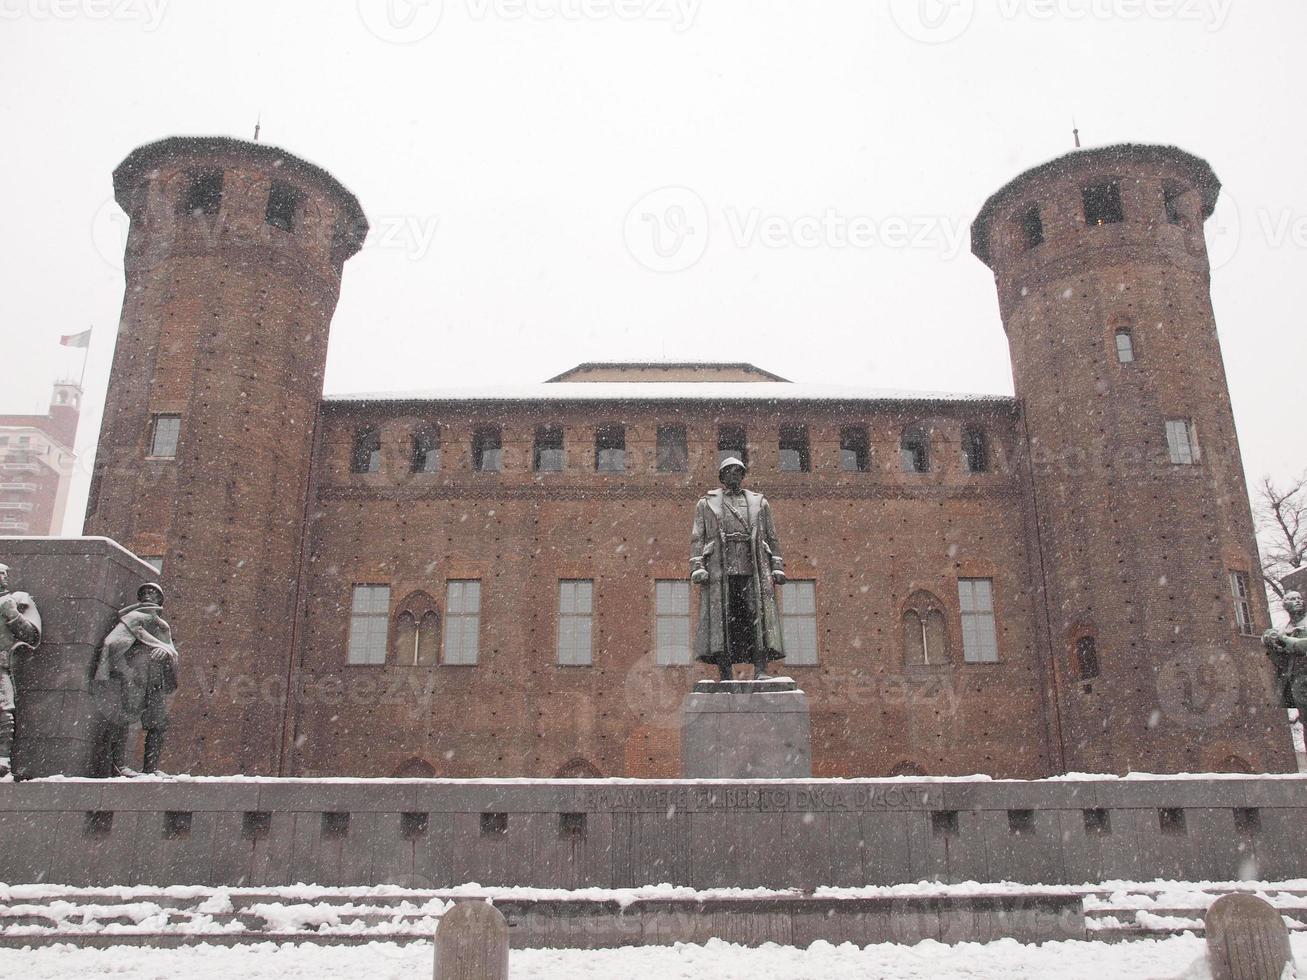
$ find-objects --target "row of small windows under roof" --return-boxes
[349,422,991,476]
[177,168,304,233]
[1012,178,1192,252]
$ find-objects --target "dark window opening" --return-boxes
[472,426,502,473]
[961,426,988,473]
[1083,180,1124,226]
[595,424,626,473]
[559,812,587,839]
[931,810,959,838]
[1083,808,1111,836]
[1163,183,1187,226]
[778,425,810,472]
[180,170,223,217]
[85,811,113,838]
[1233,807,1261,836]
[411,426,440,473]
[1074,635,1100,681]
[321,811,350,840]
[718,424,747,468]
[351,427,381,474]
[401,812,429,839]
[1159,808,1187,836]
[656,424,688,473]
[163,811,192,840]
[1007,809,1035,836]
[242,811,272,841]
[900,424,930,473]
[1017,204,1044,250]
[534,425,564,473]
[266,181,304,233]
[840,426,869,472]
[481,811,508,836]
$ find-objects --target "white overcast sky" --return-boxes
[2,0,1305,533]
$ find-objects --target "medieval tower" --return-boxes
[971,144,1291,774]
[85,137,368,774]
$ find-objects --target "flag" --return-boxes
[59,329,91,349]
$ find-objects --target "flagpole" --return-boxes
[77,327,90,389]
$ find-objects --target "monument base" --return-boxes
[681,677,812,778]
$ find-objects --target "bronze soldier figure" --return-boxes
[0,563,41,778]
[690,457,787,681]
[1264,590,1307,715]
[92,582,179,776]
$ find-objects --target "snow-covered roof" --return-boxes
[323,382,1015,407]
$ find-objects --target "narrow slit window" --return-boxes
[1016,204,1044,250]
[1163,183,1188,226]
[1074,635,1100,680]
[1229,571,1255,636]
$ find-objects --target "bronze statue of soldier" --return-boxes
[0,562,41,778]
[91,582,179,776]
[690,457,787,681]
[1264,590,1307,716]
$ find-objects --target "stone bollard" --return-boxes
[1205,893,1293,980]
[434,901,509,980]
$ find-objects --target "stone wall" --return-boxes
[0,775,1301,889]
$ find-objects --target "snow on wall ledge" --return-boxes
[0,774,1302,891]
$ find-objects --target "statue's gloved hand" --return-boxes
[772,570,787,584]
[690,569,709,584]
[1263,628,1286,651]
[0,595,18,621]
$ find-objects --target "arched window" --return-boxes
[1115,328,1135,363]
[903,591,949,665]
[1072,634,1100,681]
[391,590,440,665]
[351,426,381,474]
[900,423,930,473]
[411,424,440,473]
[556,757,601,779]
[890,761,926,777]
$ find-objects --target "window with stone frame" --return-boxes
[594,425,626,473]
[443,580,481,664]
[347,584,390,665]
[534,424,564,473]
[778,425,810,473]
[1229,571,1255,636]
[900,422,930,473]
[411,424,440,473]
[472,425,502,473]
[902,590,949,666]
[958,578,999,663]
[391,590,441,666]
[351,426,381,474]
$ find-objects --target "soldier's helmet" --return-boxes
[137,582,165,605]
[718,456,748,476]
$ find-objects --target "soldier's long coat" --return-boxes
[690,488,786,664]
[91,602,179,727]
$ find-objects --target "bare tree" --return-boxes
[1254,472,1307,601]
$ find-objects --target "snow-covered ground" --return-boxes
[0,934,1303,979]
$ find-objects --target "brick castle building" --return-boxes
[0,382,81,537]
[82,136,1293,778]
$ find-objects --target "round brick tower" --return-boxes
[971,144,1293,774]
[86,136,368,774]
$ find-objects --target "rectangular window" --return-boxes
[443,580,481,664]
[534,425,564,473]
[718,424,747,468]
[472,426,502,473]
[655,580,692,665]
[149,414,181,458]
[1163,184,1186,226]
[958,578,998,663]
[961,427,988,473]
[780,580,817,666]
[557,580,594,665]
[778,425,810,473]
[900,427,929,473]
[656,424,688,473]
[411,426,440,473]
[1017,204,1044,250]
[595,425,625,473]
[180,170,223,216]
[1165,419,1198,465]
[265,181,303,233]
[840,426,869,472]
[1083,180,1124,226]
[347,584,390,665]
[1115,330,1135,363]
[351,428,381,474]
[1230,571,1255,636]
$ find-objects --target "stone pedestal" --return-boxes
[681,677,812,778]
[0,536,159,779]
